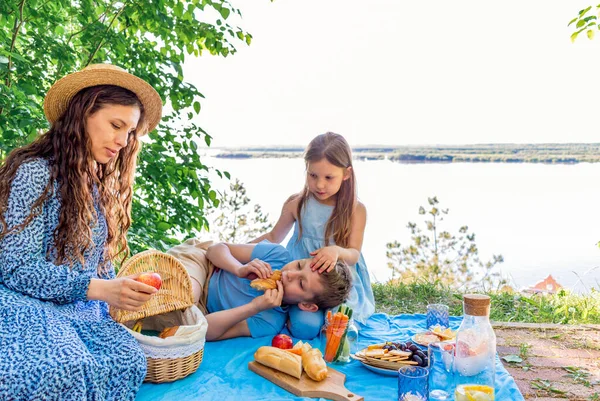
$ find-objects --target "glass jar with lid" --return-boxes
[453,294,496,401]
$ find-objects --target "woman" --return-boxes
[0,64,163,400]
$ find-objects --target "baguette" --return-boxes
[254,346,303,379]
[302,348,328,382]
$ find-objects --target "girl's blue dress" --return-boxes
[286,195,375,324]
[0,159,146,400]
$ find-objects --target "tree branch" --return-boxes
[85,5,125,66]
[24,0,53,22]
[6,0,26,88]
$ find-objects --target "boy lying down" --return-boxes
[166,239,352,341]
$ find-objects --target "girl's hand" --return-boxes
[250,281,284,312]
[89,275,157,311]
[238,258,272,279]
[310,246,339,273]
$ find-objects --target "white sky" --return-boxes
[184,1,600,147]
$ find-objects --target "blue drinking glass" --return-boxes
[427,303,450,329]
[428,342,455,401]
[398,366,429,401]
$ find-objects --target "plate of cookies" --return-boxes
[412,325,456,347]
[351,341,429,374]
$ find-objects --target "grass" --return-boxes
[373,281,600,324]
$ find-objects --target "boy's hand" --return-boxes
[238,258,272,279]
[250,280,284,312]
[310,246,339,273]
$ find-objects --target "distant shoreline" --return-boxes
[211,143,600,164]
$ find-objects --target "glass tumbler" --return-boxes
[427,303,450,329]
[428,342,456,401]
[398,366,429,401]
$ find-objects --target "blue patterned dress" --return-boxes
[286,195,375,324]
[0,159,146,401]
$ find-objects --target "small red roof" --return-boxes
[529,275,562,293]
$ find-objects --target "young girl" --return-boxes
[252,132,375,335]
[0,64,162,400]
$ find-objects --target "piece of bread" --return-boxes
[301,348,328,382]
[159,326,180,339]
[254,346,303,379]
[250,270,282,291]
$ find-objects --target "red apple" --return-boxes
[271,334,293,350]
[136,272,162,290]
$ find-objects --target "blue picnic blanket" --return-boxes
[136,313,524,401]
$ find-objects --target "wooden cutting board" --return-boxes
[248,361,364,401]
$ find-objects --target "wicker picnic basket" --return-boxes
[110,250,207,383]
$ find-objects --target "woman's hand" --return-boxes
[238,258,272,279]
[88,275,157,311]
[310,246,339,273]
[250,281,284,312]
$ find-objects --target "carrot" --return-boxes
[325,312,343,361]
[334,307,353,361]
[325,310,335,344]
[325,313,349,362]
[324,313,338,360]
[328,315,349,360]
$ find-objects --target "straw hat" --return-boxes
[44,64,163,134]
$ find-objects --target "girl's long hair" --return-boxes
[296,132,356,247]
[0,85,146,273]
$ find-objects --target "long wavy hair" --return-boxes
[0,85,146,273]
[296,132,356,247]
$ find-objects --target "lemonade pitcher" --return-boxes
[453,294,496,401]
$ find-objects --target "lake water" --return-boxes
[201,155,600,292]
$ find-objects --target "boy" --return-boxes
[166,239,352,341]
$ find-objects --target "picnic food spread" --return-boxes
[353,340,429,370]
[250,270,282,291]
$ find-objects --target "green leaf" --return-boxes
[54,25,64,35]
[577,19,586,28]
[588,29,595,39]
[220,8,230,19]
[157,222,171,231]
[580,6,592,16]
[571,31,580,43]
[174,3,184,17]
[502,355,523,363]
[568,17,579,26]
[193,101,201,114]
